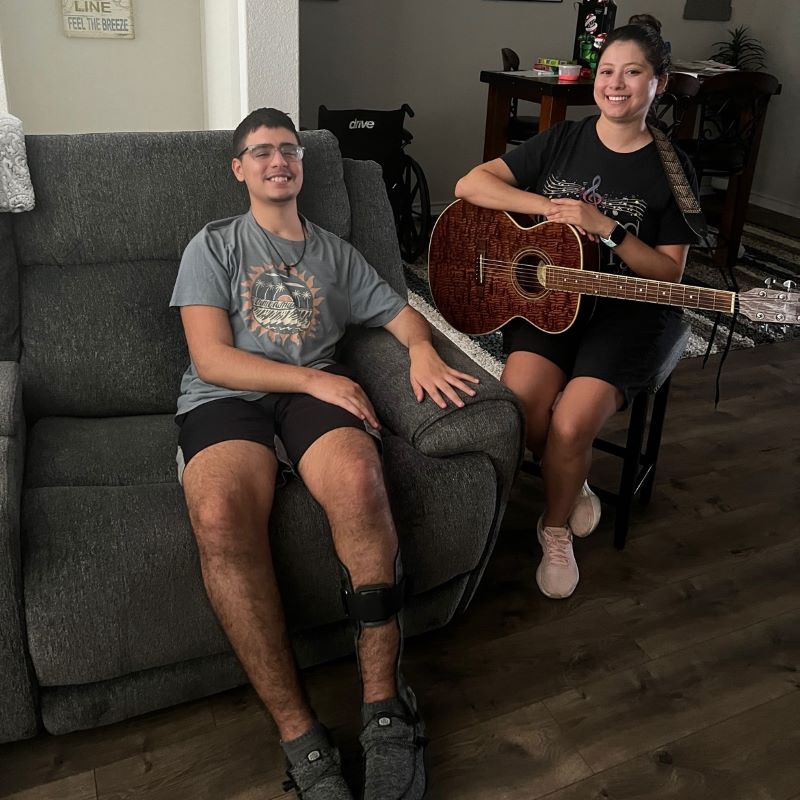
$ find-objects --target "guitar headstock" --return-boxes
[738,285,800,325]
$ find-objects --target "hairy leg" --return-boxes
[542,377,621,526]
[298,428,400,704]
[501,351,567,457]
[183,440,314,740]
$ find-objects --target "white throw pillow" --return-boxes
[0,113,35,213]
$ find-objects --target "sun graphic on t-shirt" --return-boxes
[240,263,324,346]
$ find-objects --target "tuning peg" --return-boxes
[783,279,797,291]
[764,277,776,288]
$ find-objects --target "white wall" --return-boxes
[0,0,204,133]
[300,0,799,217]
[244,0,299,123]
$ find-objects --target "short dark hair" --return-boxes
[600,15,670,77]
[232,108,300,157]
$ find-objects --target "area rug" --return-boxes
[404,221,799,379]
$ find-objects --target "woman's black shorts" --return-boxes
[503,298,685,409]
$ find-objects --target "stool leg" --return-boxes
[640,377,672,506]
[615,392,649,550]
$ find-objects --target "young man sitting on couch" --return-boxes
[170,107,478,800]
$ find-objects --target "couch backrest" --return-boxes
[13,129,355,419]
[0,216,18,361]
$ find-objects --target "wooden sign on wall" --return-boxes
[62,0,135,39]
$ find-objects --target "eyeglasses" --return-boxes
[236,143,305,162]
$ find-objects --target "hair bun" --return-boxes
[628,13,662,35]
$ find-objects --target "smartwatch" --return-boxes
[599,222,628,249]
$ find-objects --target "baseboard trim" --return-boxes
[748,192,800,220]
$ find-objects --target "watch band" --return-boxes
[600,222,627,249]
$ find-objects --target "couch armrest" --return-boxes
[0,361,37,742]
[341,328,522,466]
[340,329,524,612]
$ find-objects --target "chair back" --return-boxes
[501,48,520,72]
[691,71,780,177]
[500,48,521,118]
[651,72,701,140]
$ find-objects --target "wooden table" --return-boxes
[479,70,596,161]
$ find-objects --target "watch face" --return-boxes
[603,223,626,247]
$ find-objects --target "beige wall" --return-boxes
[300,0,799,217]
[0,0,204,133]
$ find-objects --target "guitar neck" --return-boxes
[538,264,736,314]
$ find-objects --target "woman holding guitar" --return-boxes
[454,18,698,599]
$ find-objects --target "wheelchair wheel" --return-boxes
[392,156,431,263]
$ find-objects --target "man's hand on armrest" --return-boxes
[383,305,479,409]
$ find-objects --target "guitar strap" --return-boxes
[649,126,732,407]
[648,125,707,241]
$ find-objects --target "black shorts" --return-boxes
[503,298,685,409]
[175,364,379,483]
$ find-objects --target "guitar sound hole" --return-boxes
[515,255,546,297]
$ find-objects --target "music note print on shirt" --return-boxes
[582,174,603,206]
[542,173,648,273]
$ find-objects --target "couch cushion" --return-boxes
[15,129,350,268]
[22,419,496,686]
[20,260,187,419]
[297,129,351,240]
[25,415,179,488]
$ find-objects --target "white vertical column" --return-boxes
[0,37,8,114]
[202,0,299,130]
[202,0,243,128]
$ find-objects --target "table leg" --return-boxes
[539,96,568,132]
[483,86,510,162]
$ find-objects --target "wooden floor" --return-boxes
[1,340,798,800]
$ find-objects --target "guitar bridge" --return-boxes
[475,254,485,285]
[473,238,489,285]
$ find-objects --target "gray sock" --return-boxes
[361,696,407,727]
[281,722,330,766]
[360,695,426,800]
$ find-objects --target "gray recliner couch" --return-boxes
[0,128,523,743]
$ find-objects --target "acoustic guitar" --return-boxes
[428,200,799,335]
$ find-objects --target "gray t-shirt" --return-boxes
[170,212,406,415]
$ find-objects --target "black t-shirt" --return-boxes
[502,116,698,276]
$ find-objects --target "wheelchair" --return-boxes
[317,104,431,262]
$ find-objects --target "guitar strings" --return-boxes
[438,258,735,312]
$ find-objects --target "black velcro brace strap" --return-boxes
[342,579,406,624]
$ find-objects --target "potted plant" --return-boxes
[710,25,766,70]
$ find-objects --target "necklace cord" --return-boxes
[254,213,307,269]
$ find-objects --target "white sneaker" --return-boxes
[568,481,601,538]
[536,516,579,599]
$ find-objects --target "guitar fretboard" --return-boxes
[540,265,736,313]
